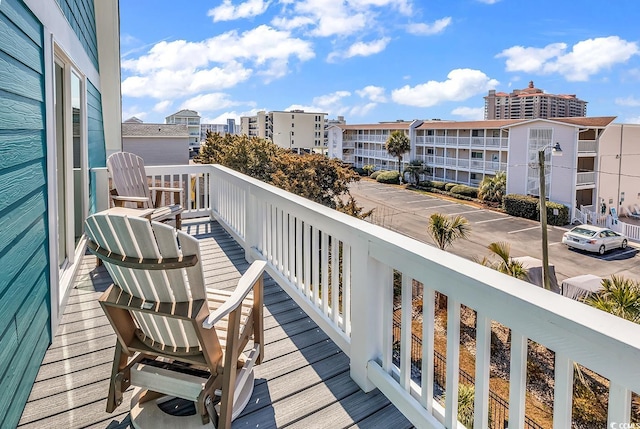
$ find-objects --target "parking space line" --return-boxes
[448,209,482,216]
[601,249,637,260]
[404,199,433,204]
[475,217,510,224]
[508,226,540,234]
[549,242,562,246]
[426,203,459,209]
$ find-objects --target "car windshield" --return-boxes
[570,227,598,237]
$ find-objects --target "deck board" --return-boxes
[18,218,412,428]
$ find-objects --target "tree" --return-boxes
[404,159,428,185]
[478,171,506,203]
[585,275,640,323]
[385,130,411,175]
[196,133,372,219]
[477,241,527,279]
[427,213,470,251]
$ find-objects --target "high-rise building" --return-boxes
[240,110,327,151]
[484,81,587,120]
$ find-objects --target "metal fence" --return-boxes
[392,317,545,429]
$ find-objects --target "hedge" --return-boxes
[445,183,456,192]
[370,170,386,179]
[376,170,401,184]
[430,180,447,190]
[502,194,569,226]
[449,185,478,198]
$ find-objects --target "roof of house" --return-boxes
[338,122,412,130]
[416,119,521,130]
[166,109,199,117]
[122,123,189,137]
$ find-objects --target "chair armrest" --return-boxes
[203,260,267,329]
[149,186,183,193]
[111,195,150,203]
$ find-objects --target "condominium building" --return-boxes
[241,110,327,151]
[484,81,587,120]
[328,116,618,218]
[165,109,201,150]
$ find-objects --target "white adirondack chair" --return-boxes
[107,152,184,229]
[85,212,266,428]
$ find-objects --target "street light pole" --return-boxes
[538,142,562,291]
[538,149,551,291]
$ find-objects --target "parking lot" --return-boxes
[349,180,640,284]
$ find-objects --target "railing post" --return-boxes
[244,187,258,263]
[349,240,391,392]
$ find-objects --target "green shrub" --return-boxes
[370,170,385,179]
[363,164,375,176]
[353,167,366,176]
[376,170,400,184]
[450,185,478,198]
[445,183,457,192]
[418,180,432,188]
[430,180,446,190]
[503,194,569,226]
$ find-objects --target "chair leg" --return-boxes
[219,310,241,428]
[106,342,128,412]
[176,213,182,230]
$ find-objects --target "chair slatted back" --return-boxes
[107,152,153,209]
[85,213,207,351]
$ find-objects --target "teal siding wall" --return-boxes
[87,79,105,213]
[54,0,98,70]
[0,0,51,427]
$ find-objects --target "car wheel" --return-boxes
[598,245,606,255]
[621,239,628,249]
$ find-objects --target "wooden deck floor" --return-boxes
[18,218,412,429]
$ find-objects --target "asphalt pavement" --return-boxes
[349,179,640,284]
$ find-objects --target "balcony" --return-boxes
[21,164,640,428]
[578,140,597,154]
[577,171,597,187]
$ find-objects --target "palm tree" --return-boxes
[585,275,640,323]
[385,130,411,175]
[427,213,470,251]
[478,171,506,203]
[404,159,428,185]
[477,241,527,279]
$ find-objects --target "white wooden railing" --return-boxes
[577,171,596,186]
[578,140,597,153]
[93,163,640,428]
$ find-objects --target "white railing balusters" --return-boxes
[331,239,339,325]
[400,274,412,391]
[321,232,329,317]
[509,331,527,429]
[608,382,631,426]
[553,352,573,428]
[296,217,303,291]
[287,214,294,283]
[474,311,491,429]
[444,298,460,429]
[342,243,351,336]
[276,208,283,272]
[421,288,435,412]
[304,222,311,299]
[312,226,320,307]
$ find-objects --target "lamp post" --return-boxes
[538,142,562,291]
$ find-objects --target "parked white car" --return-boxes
[562,225,628,255]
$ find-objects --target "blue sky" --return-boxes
[119,0,640,125]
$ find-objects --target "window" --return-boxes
[292,114,295,119]
[292,123,294,127]
[427,148,434,154]
[472,130,484,137]
[471,173,477,180]
[471,151,483,159]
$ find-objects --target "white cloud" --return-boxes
[477,0,500,3]
[356,85,387,102]
[615,96,640,107]
[153,100,172,113]
[406,17,451,36]
[121,25,314,98]
[345,37,390,58]
[122,107,147,122]
[625,115,640,124]
[179,93,245,112]
[497,36,639,81]
[391,69,499,107]
[349,102,377,116]
[208,0,271,22]
[451,106,485,120]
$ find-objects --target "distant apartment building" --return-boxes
[241,110,327,151]
[328,116,623,219]
[200,119,239,140]
[165,109,201,151]
[484,81,587,120]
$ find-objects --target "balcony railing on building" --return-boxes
[578,140,598,154]
[91,163,640,429]
[576,171,596,186]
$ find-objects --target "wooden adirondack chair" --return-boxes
[107,152,184,229]
[85,212,266,428]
